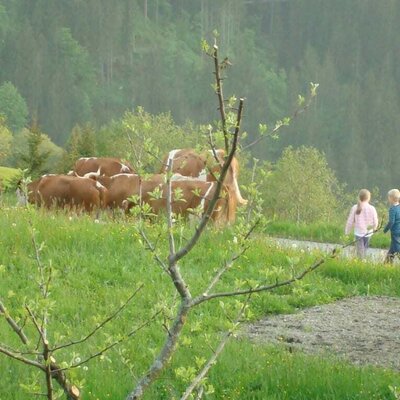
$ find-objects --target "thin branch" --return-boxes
[206,126,220,166]
[180,296,251,400]
[138,227,170,274]
[212,45,229,152]
[29,222,46,298]
[0,299,29,344]
[166,159,176,259]
[203,247,249,297]
[53,309,162,373]
[202,219,259,296]
[172,98,244,265]
[126,302,191,400]
[43,339,54,400]
[195,386,204,400]
[192,225,384,306]
[52,284,144,352]
[26,306,44,339]
[193,258,323,305]
[0,344,44,370]
[242,89,316,151]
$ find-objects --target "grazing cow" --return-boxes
[35,175,107,212]
[123,176,235,225]
[96,173,158,209]
[72,157,134,177]
[159,148,247,206]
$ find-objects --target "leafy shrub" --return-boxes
[264,146,343,224]
[11,126,63,177]
[96,107,204,173]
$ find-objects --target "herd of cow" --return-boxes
[18,149,247,225]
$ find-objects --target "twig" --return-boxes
[172,98,244,265]
[203,247,249,297]
[0,344,44,370]
[242,89,316,151]
[43,339,54,400]
[192,225,384,306]
[166,159,176,261]
[212,45,229,152]
[126,302,191,400]
[192,258,325,306]
[51,284,144,352]
[138,228,170,274]
[0,299,29,344]
[53,309,162,373]
[194,386,204,400]
[180,296,251,400]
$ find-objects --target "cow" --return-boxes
[35,174,107,212]
[123,176,235,225]
[96,173,163,209]
[71,157,134,177]
[159,148,247,206]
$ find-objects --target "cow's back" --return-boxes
[99,173,140,208]
[37,175,102,211]
[74,157,134,177]
[160,149,207,177]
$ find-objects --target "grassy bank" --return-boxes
[0,165,19,180]
[265,220,391,249]
[0,207,399,399]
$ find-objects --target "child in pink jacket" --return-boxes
[345,189,378,259]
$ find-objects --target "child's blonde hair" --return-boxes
[388,189,400,202]
[356,189,371,215]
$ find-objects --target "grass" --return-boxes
[0,207,399,399]
[0,166,20,185]
[265,220,391,249]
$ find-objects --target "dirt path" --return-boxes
[271,237,391,264]
[246,296,400,370]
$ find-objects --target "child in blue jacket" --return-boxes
[384,189,400,263]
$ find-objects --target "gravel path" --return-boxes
[272,237,391,264]
[246,296,400,370]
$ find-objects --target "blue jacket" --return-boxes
[384,204,400,235]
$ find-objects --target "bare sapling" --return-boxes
[125,38,322,400]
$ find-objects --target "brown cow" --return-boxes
[71,157,134,177]
[96,173,164,209]
[35,174,107,212]
[123,176,235,225]
[159,148,247,206]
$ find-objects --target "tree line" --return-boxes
[0,0,398,191]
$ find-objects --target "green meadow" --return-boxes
[0,207,399,399]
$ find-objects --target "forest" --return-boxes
[0,0,398,191]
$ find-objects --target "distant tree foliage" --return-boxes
[0,116,12,164]
[0,1,397,190]
[14,123,62,177]
[265,146,342,224]
[0,82,28,132]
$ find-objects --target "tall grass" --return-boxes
[0,207,399,399]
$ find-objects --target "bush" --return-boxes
[96,107,203,173]
[264,146,343,224]
[11,126,63,177]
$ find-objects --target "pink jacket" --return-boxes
[345,202,378,236]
